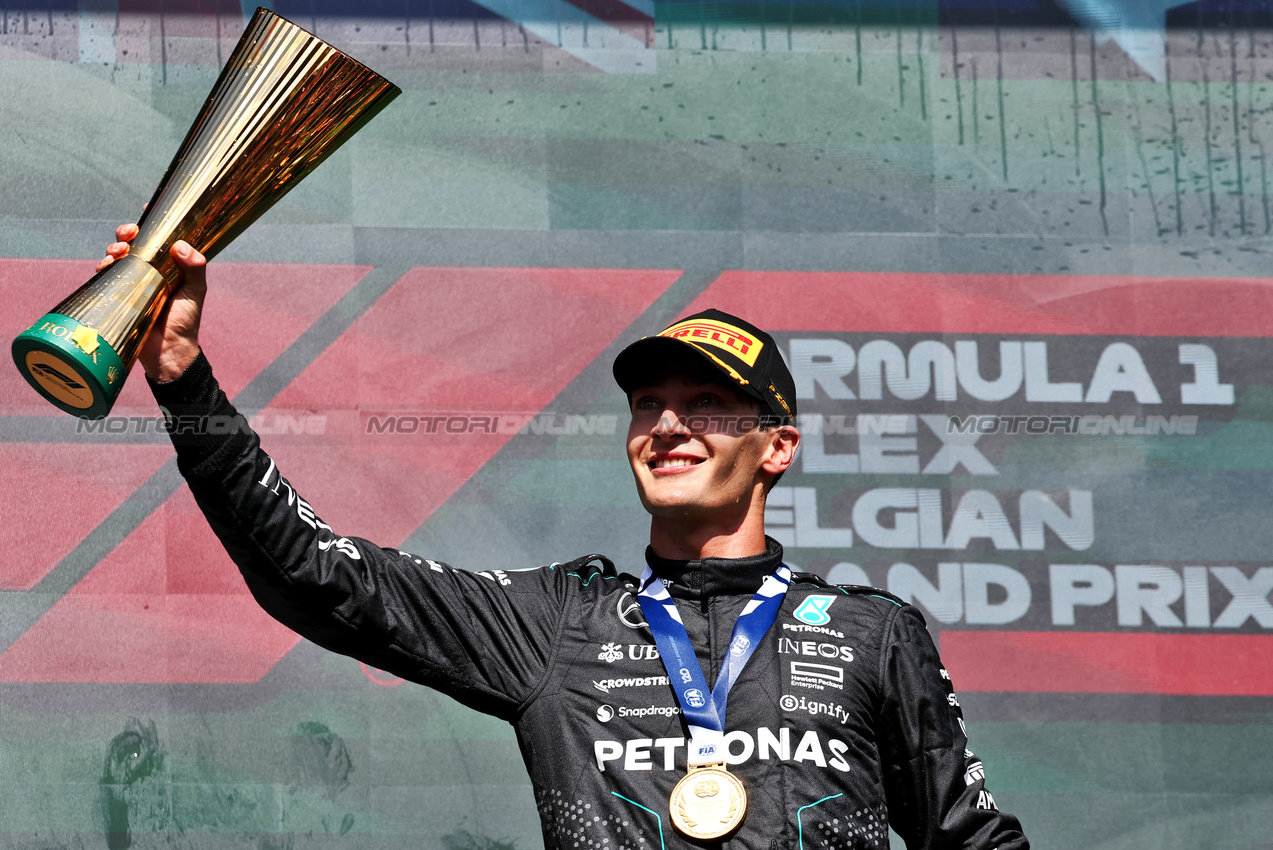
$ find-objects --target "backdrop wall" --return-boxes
[2,1,1271,848]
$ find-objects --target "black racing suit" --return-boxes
[152,354,1030,850]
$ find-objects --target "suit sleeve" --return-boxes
[150,353,567,721]
[876,605,1030,850]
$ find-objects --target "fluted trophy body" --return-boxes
[12,7,400,418]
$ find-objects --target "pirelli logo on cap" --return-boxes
[659,319,763,367]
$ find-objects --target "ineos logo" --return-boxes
[617,592,648,630]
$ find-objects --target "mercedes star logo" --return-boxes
[617,592,648,630]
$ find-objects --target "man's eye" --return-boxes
[634,397,661,410]
[692,395,721,408]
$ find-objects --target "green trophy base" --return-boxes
[12,313,128,420]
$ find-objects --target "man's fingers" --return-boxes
[97,237,206,287]
[170,241,208,292]
[98,224,137,272]
[171,240,205,268]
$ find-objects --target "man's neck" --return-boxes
[647,515,768,561]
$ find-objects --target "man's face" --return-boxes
[626,373,773,522]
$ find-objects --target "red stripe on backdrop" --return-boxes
[560,0,655,46]
[0,445,173,591]
[562,0,653,24]
[940,631,1273,696]
[684,271,1273,336]
[0,489,300,683]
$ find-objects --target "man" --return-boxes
[99,232,1030,850]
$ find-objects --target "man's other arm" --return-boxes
[876,605,1030,850]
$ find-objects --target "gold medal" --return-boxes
[669,764,748,840]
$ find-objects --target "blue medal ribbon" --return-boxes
[638,562,792,766]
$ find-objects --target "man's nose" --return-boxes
[653,409,690,438]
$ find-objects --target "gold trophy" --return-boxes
[12,7,400,418]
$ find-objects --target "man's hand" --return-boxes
[98,224,206,383]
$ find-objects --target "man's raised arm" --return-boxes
[101,230,567,720]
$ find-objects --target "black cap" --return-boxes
[612,309,797,422]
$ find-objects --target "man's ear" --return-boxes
[760,425,800,477]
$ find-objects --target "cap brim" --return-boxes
[612,335,769,407]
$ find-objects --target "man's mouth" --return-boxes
[650,457,703,471]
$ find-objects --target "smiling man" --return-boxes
[101,233,1030,850]
[617,316,799,561]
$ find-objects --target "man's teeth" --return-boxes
[654,458,699,469]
